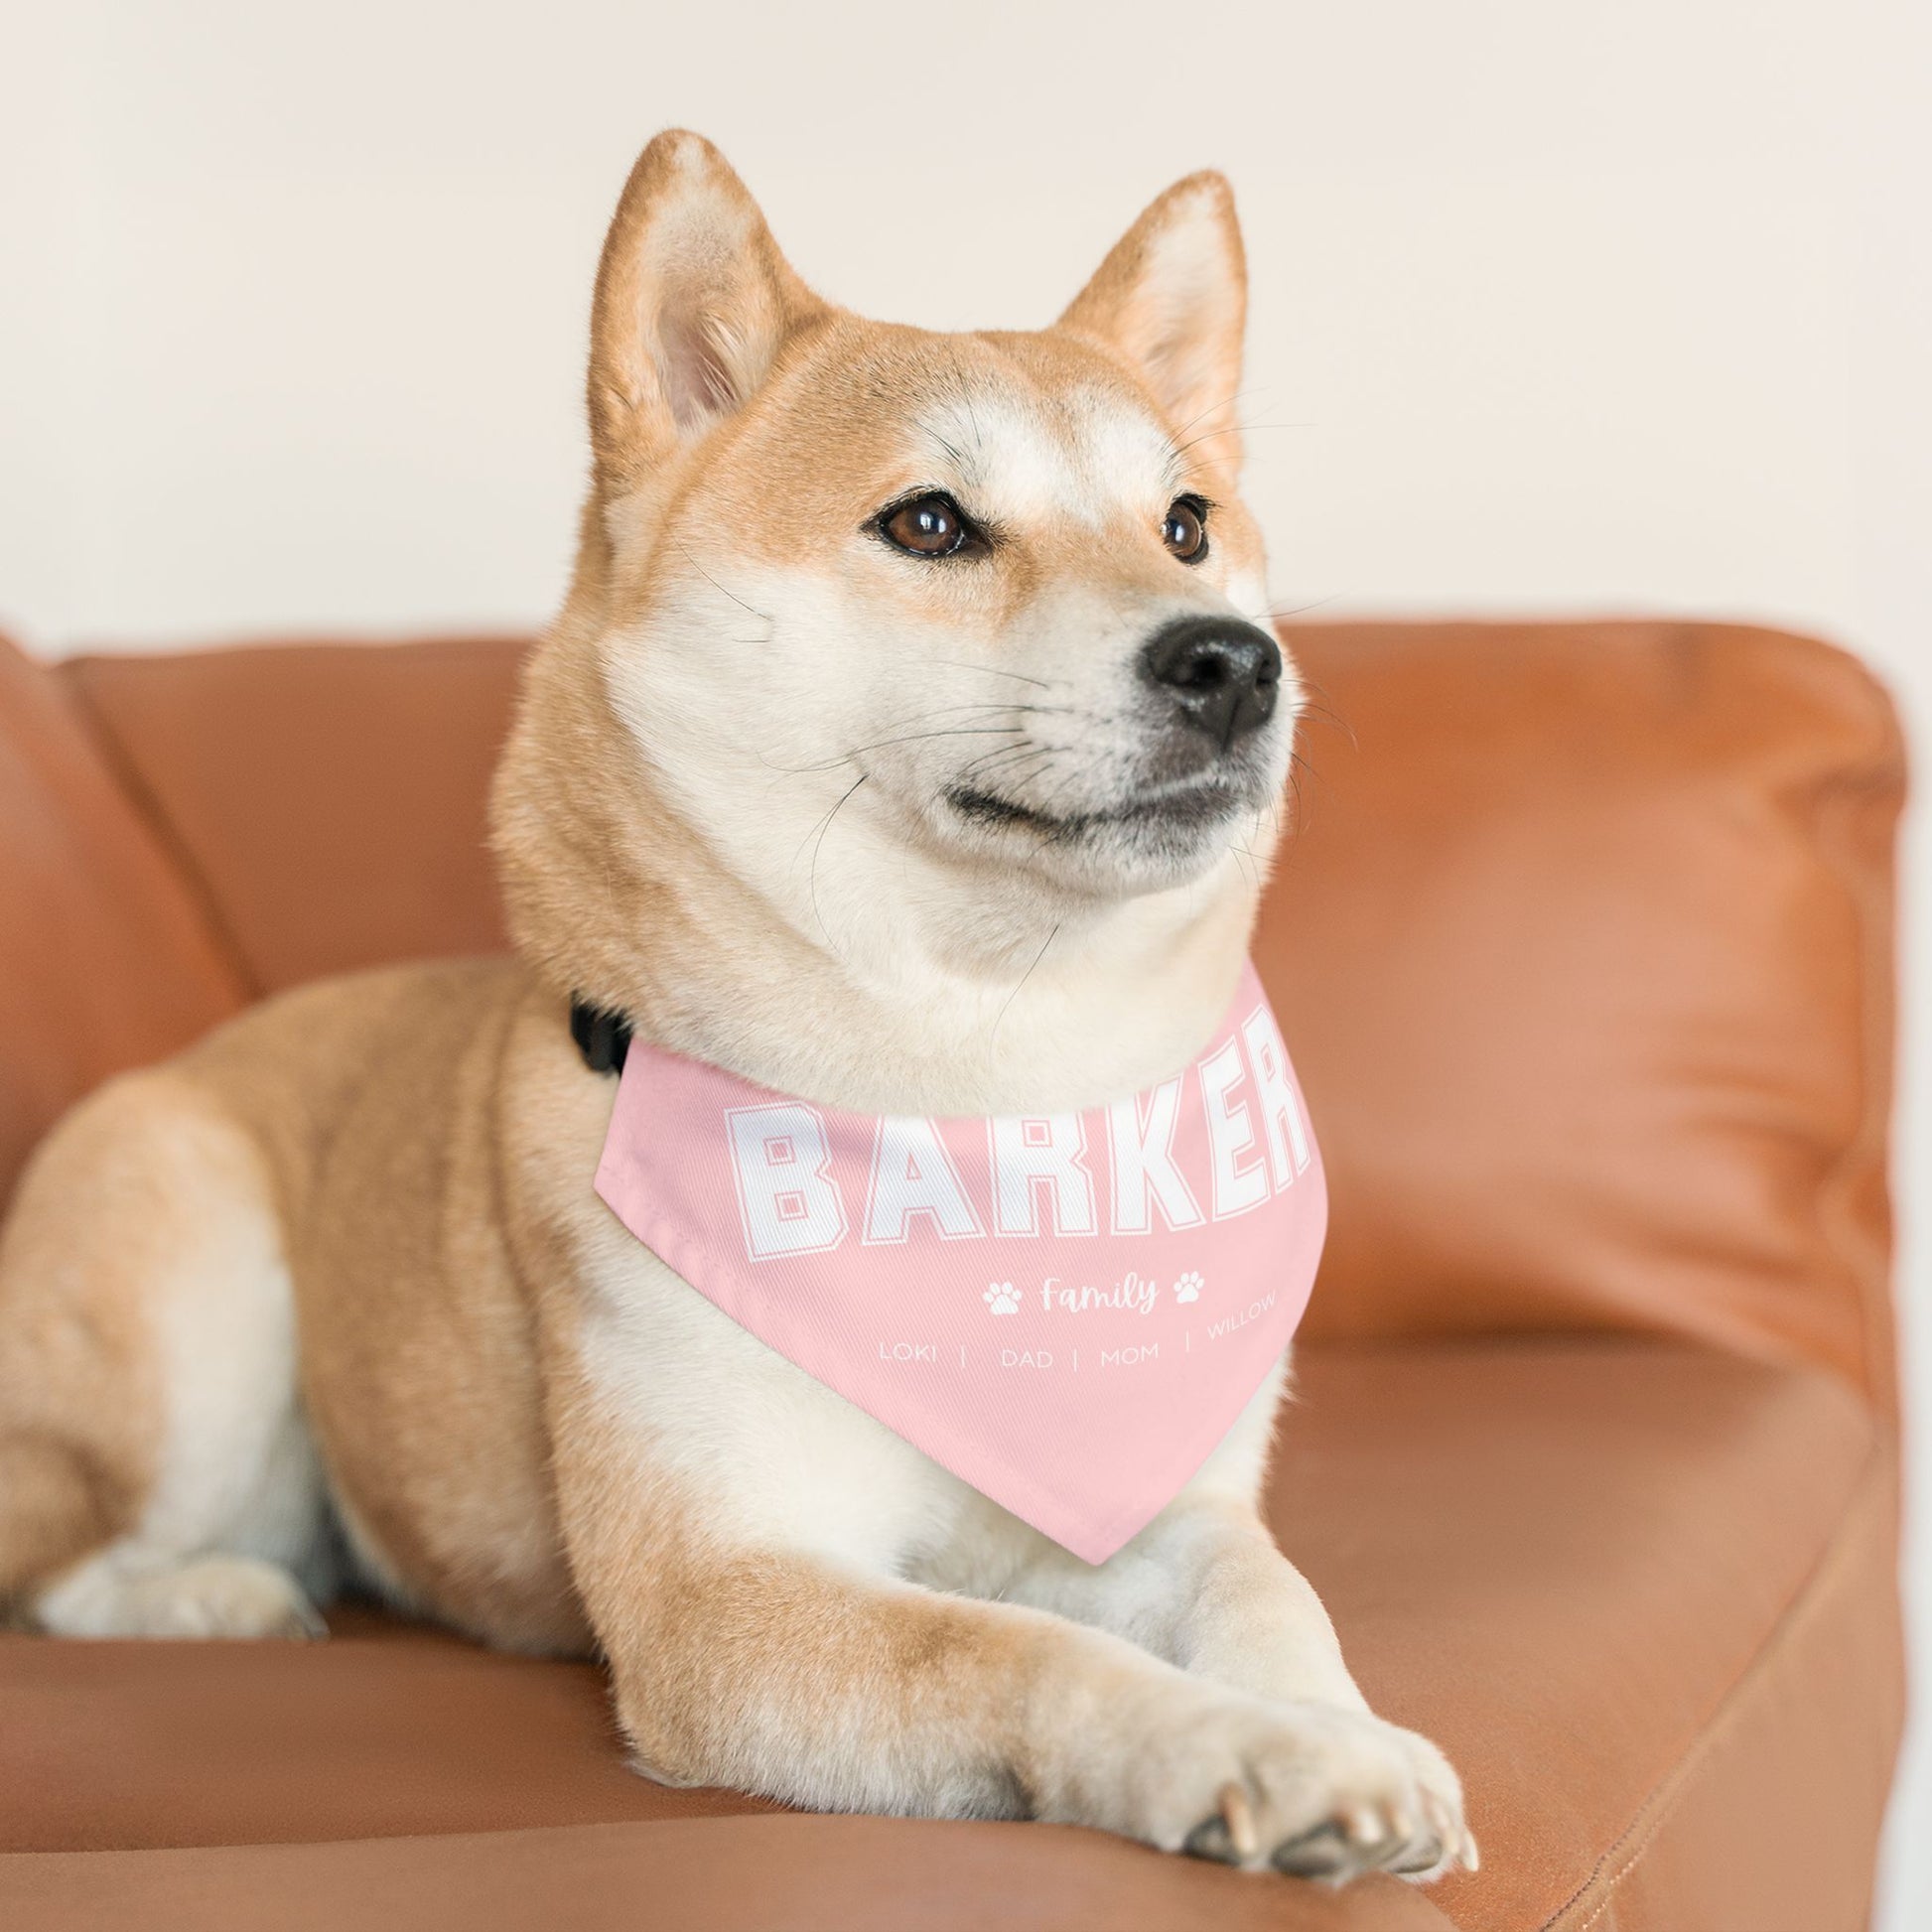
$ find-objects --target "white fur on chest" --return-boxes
[576,1215,992,1569]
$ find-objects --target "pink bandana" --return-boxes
[593,964,1324,1563]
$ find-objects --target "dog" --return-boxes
[0,130,1473,1883]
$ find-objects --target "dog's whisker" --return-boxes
[1167,386,1270,444]
[1161,389,1275,483]
[668,536,775,631]
[803,772,869,951]
[772,701,1081,777]
[1246,593,1345,627]
[764,724,1034,777]
[954,735,1054,776]
[991,918,1061,1041]
[1287,673,1358,751]
[953,740,1068,792]
[944,744,1059,806]
[1171,417,1312,465]
[928,659,1059,691]
[1035,748,1121,826]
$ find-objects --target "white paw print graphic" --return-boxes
[1173,1271,1204,1304]
[984,1281,1022,1315]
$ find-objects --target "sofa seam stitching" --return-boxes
[1805,732,1908,1419]
[1773,621,1907,1418]
[1535,1436,1889,1932]
[58,665,265,1003]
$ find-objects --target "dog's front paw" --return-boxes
[1119,1694,1476,1883]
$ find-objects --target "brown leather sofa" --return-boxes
[0,617,1906,1931]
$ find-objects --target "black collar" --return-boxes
[569,998,631,1074]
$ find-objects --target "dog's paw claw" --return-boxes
[1390,1834,1446,1876]
[1216,1780,1259,1861]
[1273,1821,1356,1880]
[270,1600,329,1642]
[1183,1815,1239,1864]
[1183,1780,1264,1866]
[1121,1697,1468,1885]
[1394,1785,1478,1880]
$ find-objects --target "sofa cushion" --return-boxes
[64,637,520,995]
[0,1338,1893,1932]
[0,634,243,1205]
[1264,621,1902,1406]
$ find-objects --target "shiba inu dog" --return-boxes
[0,131,1473,1882]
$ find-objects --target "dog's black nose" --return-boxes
[1140,617,1283,749]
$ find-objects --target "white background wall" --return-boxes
[1,0,1926,1915]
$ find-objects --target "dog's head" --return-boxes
[497,132,1298,1010]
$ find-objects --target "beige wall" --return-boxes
[0,0,1900,648]
[2,0,1927,1914]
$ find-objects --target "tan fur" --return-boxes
[0,131,1471,1879]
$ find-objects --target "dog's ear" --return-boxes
[1056,172,1247,471]
[588,130,825,491]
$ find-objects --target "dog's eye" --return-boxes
[880,493,969,558]
[1162,496,1209,563]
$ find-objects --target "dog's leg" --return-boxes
[576,1510,1466,1876]
[1000,1493,1475,1878]
[0,1070,330,1638]
[1008,1493,1368,1705]
[973,1362,1474,1881]
[552,1391,1464,1879]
